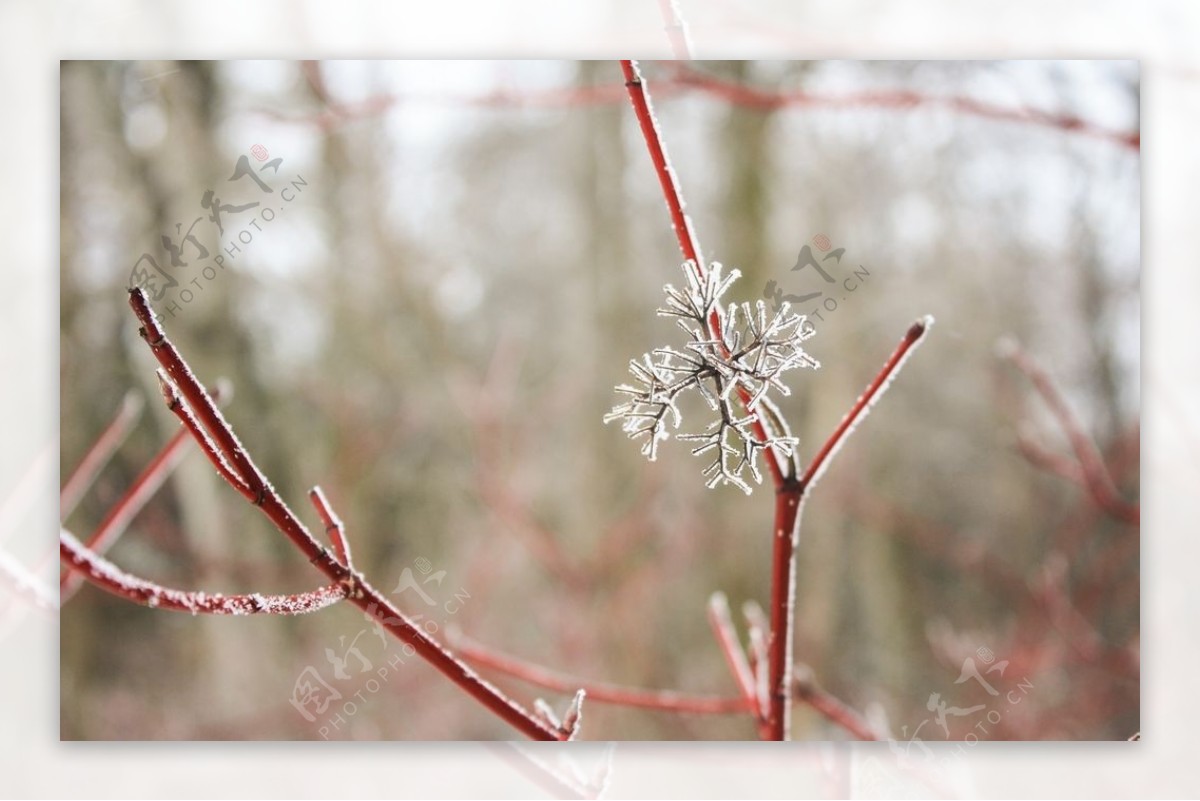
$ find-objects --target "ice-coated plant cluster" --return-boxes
[605,261,821,494]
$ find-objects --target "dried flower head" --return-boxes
[605,261,820,493]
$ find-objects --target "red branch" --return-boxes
[621,58,787,488]
[664,64,1140,151]
[259,64,1139,154]
[799,318,934,495]
[59,388,225,601]
[60,391,143,519]
[113,288,570,741]
[1001,340,1139,525]
[705,592,761,718]
[792,666,879,741]
[453,631,751,716]
[61,530,346,615]
[622,58,934,740]
[765,318,933,740]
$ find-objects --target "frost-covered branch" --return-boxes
[605,261,818,493]
[68,288,576,741]
[60,530,346,615]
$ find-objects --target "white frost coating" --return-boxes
[561,689,586,740]
[60,531,344,616]
[606,261,819,492]
[636,69,706,272]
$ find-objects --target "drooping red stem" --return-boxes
[61,530,346,615]
[123,288,565,741]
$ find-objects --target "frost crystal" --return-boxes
[605,261,820,493]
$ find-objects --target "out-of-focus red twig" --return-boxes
[449,334,661,586]
[60,391,144,520]
[59,386,228,602]
[663,64,1140,151]
[0,446,56,612]
[705,592,762,719]
[452,630,751,715]
[792,665,879,741]
[1000,340,1139,525]
[60,530,346,615]
[260,62,1139,154]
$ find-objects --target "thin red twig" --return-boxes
[121,288,567,741]
[705,592,760,717]
[664,64,1140,151]
[792,666,879,741]
[453,631,751,716]
[621,58,787,489]
[309,486,352,571]
[1016,428,1087,485]
[1000,340,1139,525]
[60,530,346,615]
[60,391,143,520]
[799,318,934,494]
[259,64,1139,154]
[765,318,934,740]
[59,425,192,601]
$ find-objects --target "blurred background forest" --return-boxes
[59,60,1139,741]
